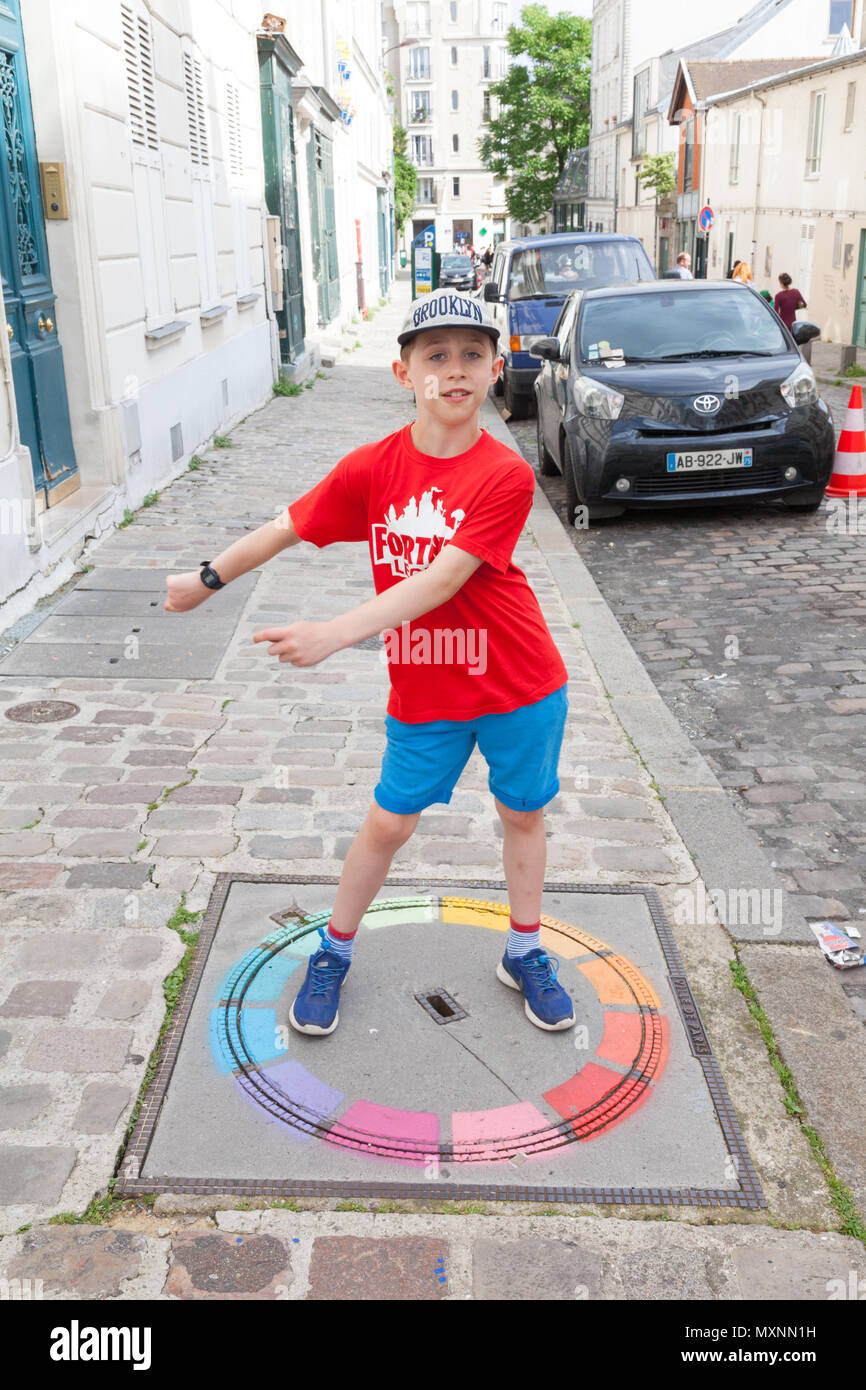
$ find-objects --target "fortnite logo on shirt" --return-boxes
[371,487,465,577]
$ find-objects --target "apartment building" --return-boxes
[673,49,866,345]
[588,0,863,270]
[385,0,511,255]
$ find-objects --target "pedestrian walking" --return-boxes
[774,272,807,329]
[731,259,753,284]
[671,252,693,279]
[163,288,574,1038]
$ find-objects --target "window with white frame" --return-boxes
[182,38,219,311]
[121,0,174,329]
[493,2,507,29]
[411,134,433,165]
[417,177,434,202]
[410,90,431,122]
[483,90,491,121]
[498,47,508,77]
[406,2,431,36]
[451,89,459,110]
[225,80,251,298]
[483,46,491,78]
[632,68,649,156]
[805,90,825,175]
[450,46,457,65]
[829,1,854,35]
[452,133,459,151]
[844,81,856,130]
[729,110,741,183]
[449,1,457,20]
[408,46,430,79]
[452,177,460,197]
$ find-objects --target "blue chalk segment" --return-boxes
[241,952,302,1002]
[238,1007,281,1068]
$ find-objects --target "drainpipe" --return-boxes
[752,92,767,278]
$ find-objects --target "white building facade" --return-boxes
[385,0,512,257]
[0,0,394,627]
[692,50,866,345]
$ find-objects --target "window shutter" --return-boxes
[184,51,209,169]
[121,2,158,153]
[226,81,250,296]
[121,0,173,327]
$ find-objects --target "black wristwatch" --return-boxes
[199,560,225,590]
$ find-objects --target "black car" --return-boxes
[439,252,477,291]
[532,281,834,523]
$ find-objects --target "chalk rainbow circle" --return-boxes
[209,895,669,1165]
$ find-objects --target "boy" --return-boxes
[165,288,572,1038]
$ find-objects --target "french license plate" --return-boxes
[666,448,753,472]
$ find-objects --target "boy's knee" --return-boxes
[367,802,421,848]
[494,797,545,830]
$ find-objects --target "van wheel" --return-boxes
[503,369,528,419]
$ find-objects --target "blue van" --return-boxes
[483,232,656,417]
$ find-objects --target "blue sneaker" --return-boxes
[497,948,576,1031]
[289,929,351,1036]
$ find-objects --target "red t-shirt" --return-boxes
[288,423,568,722]
[774,287,805,328]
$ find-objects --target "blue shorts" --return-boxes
[374,684,568,815]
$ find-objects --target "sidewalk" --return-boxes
[0,277,865,1299]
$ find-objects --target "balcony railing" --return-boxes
[409,109,433,123]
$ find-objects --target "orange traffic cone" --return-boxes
[826,383,866,497]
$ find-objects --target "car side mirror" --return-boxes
[528,337,560,360]
[791,320,820,345]
[483,282,499,302]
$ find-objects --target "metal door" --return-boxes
[307,127,339,327]
[259,37,305,363]
[0,0,78,507]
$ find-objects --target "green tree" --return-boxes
[392,121,417,237]
[636,153,676,270]
[478,4,591,225]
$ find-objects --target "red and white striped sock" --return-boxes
[505,916,541,958]
[322,919,356,961]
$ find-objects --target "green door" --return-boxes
[854,230,866,349]
[258,35,305,364]
[0,0,78,506]
[307,127,340,326]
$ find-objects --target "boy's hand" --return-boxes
[253,621,339,667]
[164,571,212,612]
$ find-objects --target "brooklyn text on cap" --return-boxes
[397,289,500,347]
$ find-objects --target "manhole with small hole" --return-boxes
[415,987,468,1025]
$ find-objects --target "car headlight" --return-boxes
[572,373,625,420]
[780,360,817,408]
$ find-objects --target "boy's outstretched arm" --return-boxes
[253,542,483,667]
[164,508,300,612]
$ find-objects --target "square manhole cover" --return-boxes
[118,876,764,1207]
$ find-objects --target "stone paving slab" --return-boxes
[2,1207,861,1300]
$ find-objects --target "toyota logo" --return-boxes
[693,394,721,414]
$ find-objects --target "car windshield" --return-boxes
[577,288,790,362]
[442,255,470,269]
[507,241,653,300]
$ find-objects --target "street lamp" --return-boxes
[382,38,420,61]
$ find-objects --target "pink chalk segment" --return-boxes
[452,1101,554,1162]
[327,1100,439,1165]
